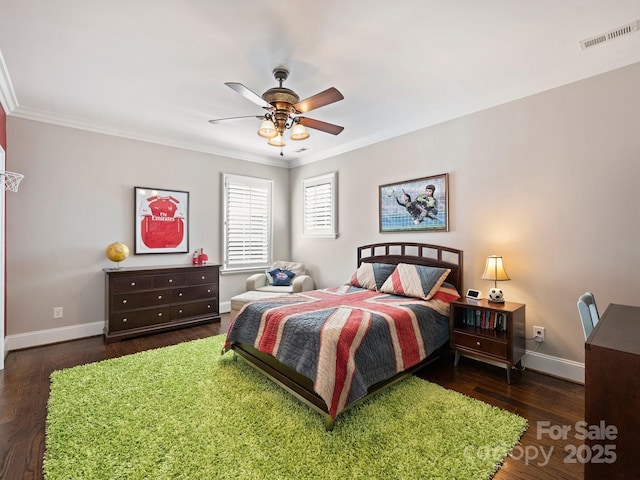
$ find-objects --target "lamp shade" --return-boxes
[290,123,310,141]
[267,133,286,147]
[257,119,277,139]
[481,255,510,282]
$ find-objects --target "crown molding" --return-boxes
[0,50,18,113]
[9,105,290,168]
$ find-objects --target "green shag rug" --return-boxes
[45,335,527,480]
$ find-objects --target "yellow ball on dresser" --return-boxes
[105,242,130,263]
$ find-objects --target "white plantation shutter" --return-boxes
[303,172,338,238]
[304,183,332,230]
[223,174,273,271]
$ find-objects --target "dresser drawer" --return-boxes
[453,331,508,359]
[110,307,172,332]
[111,276,153,293]
[187,269,219,286]
[153,273,187,289]
[171,300,218,319]
[172,284,217,303]
[112,289,171,311]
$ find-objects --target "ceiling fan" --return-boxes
[209,68,344,155]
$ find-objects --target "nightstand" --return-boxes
[450,298,526,384]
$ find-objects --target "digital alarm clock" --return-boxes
[466,289,482,300]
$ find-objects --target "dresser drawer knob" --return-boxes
[201,275,206,280]
[158,312,163,317]
[179,309,183,314]
[207,305,211,309]
[207,289,211,293]
[122,318,128,323]
[169,279,173,283]
[122,299,127,304]
[158,295,163,300]
[178,292,183,297]
[476,341,481,346]
[130,282,136,287]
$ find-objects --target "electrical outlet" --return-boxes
[533,326,545,343]
[53,306,64,319]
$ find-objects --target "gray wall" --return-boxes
[290,62,640,368]
[5,120,290,337]
[6,62,640,379]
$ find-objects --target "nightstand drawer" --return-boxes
[453,331,508,359]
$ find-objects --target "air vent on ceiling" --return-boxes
[579,20,639,50]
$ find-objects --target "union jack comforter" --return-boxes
[223,284,459,419]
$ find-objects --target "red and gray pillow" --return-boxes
[379,263,451,300]
[348,263,397,291]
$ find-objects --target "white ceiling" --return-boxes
[1,1,639,167]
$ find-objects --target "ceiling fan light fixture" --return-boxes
[290,123,310,141]
[212,68,345,156]
[257,119,277,138]
[267,133,286,147]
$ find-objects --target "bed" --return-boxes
[222,242,463,430]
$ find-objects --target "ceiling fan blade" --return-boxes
[225,82,271,109]
[208,115,264,124]
[298,117,344,135]
[294,87,344,113]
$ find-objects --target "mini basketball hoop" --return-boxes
[0,171,24,192]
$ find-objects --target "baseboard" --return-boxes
[6,304,233,353]
[5,321,104,352]
[220,300,230,314]
[523,349,585,384]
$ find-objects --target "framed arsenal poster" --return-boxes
[134,186,189,254]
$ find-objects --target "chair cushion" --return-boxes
[230,290,290,312]
[255,285,295,293]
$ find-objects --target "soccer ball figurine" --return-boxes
[489,288,505,303]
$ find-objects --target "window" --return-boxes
[303,171,338,238]
[223,173,273,272]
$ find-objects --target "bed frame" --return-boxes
[230,242,464,430]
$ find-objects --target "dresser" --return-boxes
[585,303,640,479]
[104,264,220,342]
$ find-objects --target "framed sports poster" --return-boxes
[134,186,189,254]
[379,173,449,232]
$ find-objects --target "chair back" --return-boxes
[577,292,600,339]
[270,261,308,277]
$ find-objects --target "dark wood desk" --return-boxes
[585,304,640,479]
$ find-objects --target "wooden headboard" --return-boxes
[357,242,464,294]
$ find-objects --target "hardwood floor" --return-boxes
[418,355,584,479]
[0,314,584,479]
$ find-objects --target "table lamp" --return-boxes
[481,255,510,303]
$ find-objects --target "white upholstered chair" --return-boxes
[230,261,316,320]
[577,292,600,339]
[245,260,315,294]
